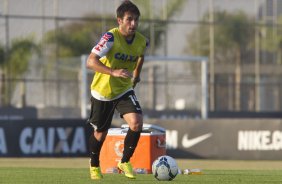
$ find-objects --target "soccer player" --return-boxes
[86,0,148,180]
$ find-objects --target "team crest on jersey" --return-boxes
[114,52,138,62]
[94,33,113,52]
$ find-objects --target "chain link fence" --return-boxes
[0,0,282,118]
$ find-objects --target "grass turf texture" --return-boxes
[1,159,282,183]
[1,168,282,184]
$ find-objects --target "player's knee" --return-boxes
[94,130,108,141]
[130,120,143,132]
[124,113,143,131]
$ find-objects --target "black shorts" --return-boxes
[87,90,142,132]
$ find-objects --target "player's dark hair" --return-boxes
[116,0,140,18]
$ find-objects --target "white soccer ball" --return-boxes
[152,155,178,181]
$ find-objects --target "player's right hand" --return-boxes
[111,69,132,79]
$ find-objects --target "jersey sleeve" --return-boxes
[91,32,114,57]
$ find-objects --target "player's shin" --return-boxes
[89,133,104,167]
[121,128,141,163]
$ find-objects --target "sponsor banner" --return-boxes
[1,119,282,159]
[147,119,282,160]
[0,120,91,157]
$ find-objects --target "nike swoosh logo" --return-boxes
[182,133,212,148]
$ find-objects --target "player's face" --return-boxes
[118,11,139,38]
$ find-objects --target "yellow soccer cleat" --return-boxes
[118,161,136,179]
[89,166,103,180]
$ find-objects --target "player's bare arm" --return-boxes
[87,52,132,78]
[132,55,144,87]
[133,55,144,79]
[87,52,112,75]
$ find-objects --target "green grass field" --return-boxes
[1,158,282,184]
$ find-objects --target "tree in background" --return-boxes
[0,36,40,106]
[0,44,4,106]
[279,16,282,63]
[134,0,186,55]
[186,10,255,111]
[259,15,282,64]
[278,16,282,64]
[43,0,186,58]
[43,13,116,58]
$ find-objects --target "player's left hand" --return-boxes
[111,69,132,78]
[132,77,140,88]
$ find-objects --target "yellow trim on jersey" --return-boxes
[90,27,147,100]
